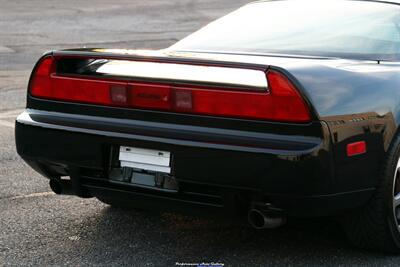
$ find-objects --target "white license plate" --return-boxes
[119,146,171,174]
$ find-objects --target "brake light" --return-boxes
[29,56,55,98]
[266,70,311,122]
[29,56,311,123]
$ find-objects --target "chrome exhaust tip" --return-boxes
[248,208,286,229]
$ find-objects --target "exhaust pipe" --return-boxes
[248,206,286,229]
[49,168,92,198]
[49,178,75,195]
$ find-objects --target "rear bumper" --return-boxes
[15,109,374,217]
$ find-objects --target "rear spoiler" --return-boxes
[27,49,313,123]
[51,48,270,91]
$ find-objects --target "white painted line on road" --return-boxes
[0,108,24,118]
[0,114,21,119]
[11,191,55,200]
[0,46,15,54]
[0,120,15,128]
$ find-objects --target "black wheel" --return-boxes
[343,135,400,253]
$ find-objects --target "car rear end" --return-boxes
[15,49,345,221]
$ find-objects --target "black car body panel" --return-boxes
[15,0,400,218]
[15,48,388,217]
[16,108,373,217]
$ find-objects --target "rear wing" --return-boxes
[52,48,269,90]
[27,48,312,123]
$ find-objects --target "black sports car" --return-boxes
[15,0,400,252]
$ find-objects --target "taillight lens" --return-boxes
[29,56,311,123]
[266,70,311,123]
[29,56,55,98]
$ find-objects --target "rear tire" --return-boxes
[343,134,400,253]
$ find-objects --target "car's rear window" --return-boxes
[171,0,400,61]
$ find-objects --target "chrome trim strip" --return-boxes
[96,60,268,89]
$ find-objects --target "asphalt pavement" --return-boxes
[1,1,400,266]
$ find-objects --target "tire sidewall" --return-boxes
[384,135,400,249]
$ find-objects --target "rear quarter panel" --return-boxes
[284,61,400,192]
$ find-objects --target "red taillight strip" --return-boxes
[29,56,312,123]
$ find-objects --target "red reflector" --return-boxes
[29,56,312,123]
[347,141,367,157]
